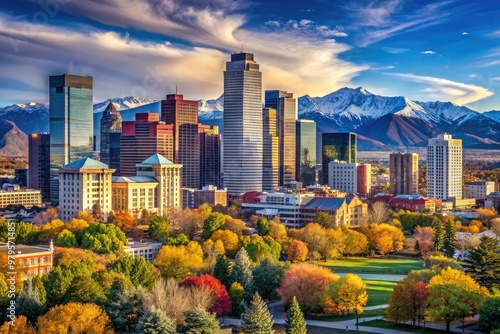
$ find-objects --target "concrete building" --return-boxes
[262,107,279,191]
[389,153,419,195]
[322,132,357,185]
[296,119,316,186]
[0,243,53,281]
[49,74,93,199]
[389,194,436,212]
[427,134,462,200]
[124,240,163,263]
[120,112,174,176]
[100,101,122,175]
[194,186,228,208]
[0,189,42,208]
[486,191,500,210]
[112,176,159,217]
[301,196,368,227]
[464,181,495,200]
[161,94,200,189]
[357,164,372,197]
[264,90,297,186]
[28,133,51,201]
[199,125,221,188]
[182,188,195,209]
[59,158,115,222]
[223,52,263,196]
[328,161,358,193]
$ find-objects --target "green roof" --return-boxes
[141,154,174,165]
[63,158,110,169]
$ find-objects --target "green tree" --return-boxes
[149,215,171,243]
[213,255,232,289]
[316,212,335,228]
[81,223,128,254]
[252,258,286,301]
[243,235,281,262]
[109,255,159,289]
[136,306,177,334]
[241,292,275,334]
[17,278,46,323]
[478,295,500,333]
[15,222,40,244]
[232,248,254,298]
[64,275,106,304]
[229,282,245,315]
[284,296,307,334]
[54,229,77,247]
[434,220,444,251]
[43,266,76,306]
[443,219,456,258]
[256,217,270,236]
[463,236,500,290]
[181,306,220,333]
[106,284,147,333]
[202,212,226,240]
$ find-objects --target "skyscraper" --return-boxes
[100,101,122,175]
[322,132,357,185]
[198,124,221,188]
[296,119,316,186]
[28,133,51,201]
[262,107,279,191]
[120,113,174,176]
[389,153,419,195]
[161,94,200,189]
[49,74,93,199]
[223,52,263,196]
[427,134,462,200]
[264,90,296,186]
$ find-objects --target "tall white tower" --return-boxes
[427,134,462,200]
[223,52,263,196]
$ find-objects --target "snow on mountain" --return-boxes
[483,110,500,123]
[0,102,49,134]
[93,96,157,113]
[198,95,224,121]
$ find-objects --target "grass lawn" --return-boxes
[365,280,397,306]
[362,320,448,334]
[306,308,386,321]
[318,258,422,275]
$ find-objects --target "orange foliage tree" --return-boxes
[286,240,308,262]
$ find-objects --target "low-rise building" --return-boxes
[112,176,159,217]
[194,185,228,208]
[464,181,495,200]
[389,194,436,212]
[301,196,367,227]
[0,188,42,208]
[486,191,500,210]
[123,239,163,263]
[0,242,53,281]
[328,161,358,193]
[182,188,195,209]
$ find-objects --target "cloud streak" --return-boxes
[385,72,494,105]
[420,50,437,55]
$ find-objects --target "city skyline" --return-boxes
[0,0,499,112]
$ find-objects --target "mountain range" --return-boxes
[1,88,499,156]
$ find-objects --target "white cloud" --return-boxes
[420,50,437,55]
[300,19,312,26]
[385,72,494,105]
[469,74,477,78]
[492,77,500,81]
[486,30,500,38]
[462,31,468,35]
[382,47,410,54]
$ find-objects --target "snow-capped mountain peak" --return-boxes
[93,96,157,113]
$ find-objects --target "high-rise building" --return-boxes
[28,133,50,201]
[296,120,316,186]
[322,132,357,185]
[120,113,174,176]
[100,101,122,175]
[49,74,93,199]
[389,153,419,195]
[427,134,462,200]
[262,107,279,191]
[357,164,372,197]
[14,169,28,188]
[198,124,221,188]
[59,158,115,222]
[223,52,263,196]
[161,94,200,189]
[264,90,296,186]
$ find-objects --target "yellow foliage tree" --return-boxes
[210,229,240,252]
[154,242,204,280]
[39,219,65,241]
[75,211,95,223]
[36,302,114,334]
[65,218,90,233]
[0,315,36,334]
[287,239,308,262]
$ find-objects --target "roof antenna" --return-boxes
[241,43,244,53]
[175,84,178,95]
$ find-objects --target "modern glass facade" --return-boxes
[296,119,316,186]
[100,101,122,176]
[49,74,93,199]
[321,132,357,185]
[262,108,279,191]
[223,52,263,195]
[264,90,296,186]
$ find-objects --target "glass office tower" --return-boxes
[49,74,93,199]
[321,132,357,186]
[296,119,316,186]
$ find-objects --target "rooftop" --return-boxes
[63,158,110,170]
[112,176,158,183]
[301,197,346,211]
[141,154,174,165]
[0,243,52,255]
[394,194,424,200]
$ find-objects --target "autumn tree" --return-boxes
[343,228,368,256]
[153,242,204,281]
[65,218,90,234]
[76,210,95,223]
[387,280,428,327]
[136,306,176,334]
[267,220,287,241]
[39,219,65,241]
[414,226,435,256]
[277,263,339,314]
[202,212,226,240]
[54,229,77,247]
[428,267,489,332]
[284,296,307,334]
[492,218,500,237]
[180,274,232,316]
[113,210,138,232]
[223,217,247,236]
[476,207,497,228]
[36,302,114,334]
[463,236,500,290]
[369,202,390,224]
[213,255,233,289]
[15,222,40,244]
[287,240,308,262]
[253,258,287,301]
[229,282,245,315]
[324,228,346,260]
[243,235,281,262]
[0,315,36,334]
[109,255,159,289]
[241,292,275,334]
[316,212,335,228]
[210,229,240,254]
[428,255,461,270]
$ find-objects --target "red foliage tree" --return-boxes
[180,274,232,315]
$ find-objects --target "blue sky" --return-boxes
[0,0,499,111]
